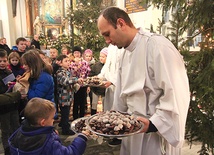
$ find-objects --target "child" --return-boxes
[56,55,83,135]
[49,47,59,63]
[61,46,70,55]
[13,37,27,57]
[8,52,25,78]
[9,97,88,155]
[83,49,95,66]
[83,49,95,113]
[89,47,108,115]
[8,52,27,123]
[0,49,20,155]
[70,46,91,120]
[21,50,54,102]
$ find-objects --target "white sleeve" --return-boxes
[148,36,190,147]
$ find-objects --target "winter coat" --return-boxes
[56,67,78,106]
[31,39,40,49]
[9,120,87,155]
[8,63,25,77]
[28,71,54,102]
[0,68,19,114]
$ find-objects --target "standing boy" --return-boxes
[9,97,88,155]
[56,55,83,135]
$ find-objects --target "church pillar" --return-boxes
[0,0,16,47]
[25,0,33,37]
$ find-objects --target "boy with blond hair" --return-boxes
[9,97,88,155]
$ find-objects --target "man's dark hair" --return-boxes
[100,6,134,29]
[0,49,7,58]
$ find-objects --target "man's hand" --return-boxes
[78,78,84,85]
[137,116,150,133]
[103,81,112,88]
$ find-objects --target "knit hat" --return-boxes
[72,46,82,53]
[100,47,108,56]
[84,49,93,55]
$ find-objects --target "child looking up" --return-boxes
[9,97,88,155]
[56,55,83,135]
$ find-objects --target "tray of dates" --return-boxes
[83,77,105,87]
[71,117,103,143]
[85,111,144,138]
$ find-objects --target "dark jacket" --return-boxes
[8,63,25,77]
[12,50,26,58]
[9,120,87,155]
[0,69,19,114]
[0,44,11,55]
[0,92,21,106]
[28,71,54,102]
[31,39,40,49]
[89,62,105,96]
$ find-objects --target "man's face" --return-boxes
[17,41,26,52]
[49,49,58,59]
[34,35,39,41]
[97,16,125,49]
[0,57,8,69]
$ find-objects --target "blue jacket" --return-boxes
[8,121,87,155]
[28,71,54,102]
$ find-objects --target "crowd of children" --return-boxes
[0,36,111,155]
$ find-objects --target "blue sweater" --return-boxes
[8,121,87,155]
[28,71,54,102]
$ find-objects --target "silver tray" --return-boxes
[86,84,105,87]
[85,112,144,138]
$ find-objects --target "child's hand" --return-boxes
[54,129,59,135]
[16,75,21,80]
[8,81,16,86]
[82,130,90,137]
[78,78,84,85]
[18,88,28,99]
